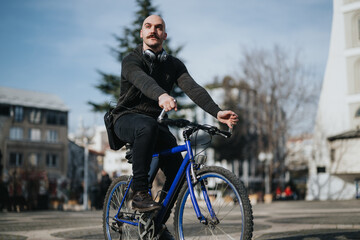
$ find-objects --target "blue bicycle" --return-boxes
[102,110,254,240]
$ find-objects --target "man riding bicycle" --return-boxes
[112,15,238,239]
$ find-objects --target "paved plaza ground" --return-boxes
[0,199,359,240]
[252,199,360,240]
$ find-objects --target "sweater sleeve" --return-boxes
[177,72,222,118]
[122,55,167,101]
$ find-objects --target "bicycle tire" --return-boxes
[103,175,139,240]
[174,166,253,240]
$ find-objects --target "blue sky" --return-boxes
[0,0,333,133]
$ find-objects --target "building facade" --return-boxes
[309,0,360,200]
[0,86,69,209]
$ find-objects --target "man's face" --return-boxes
[140,15,167,51]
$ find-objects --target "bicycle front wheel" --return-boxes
[174,166,253,240]
[103,175,139,240]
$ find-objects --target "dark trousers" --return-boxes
[114,113,183,193]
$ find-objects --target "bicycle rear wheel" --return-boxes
[103,175,139,240]
[174,166,253,240]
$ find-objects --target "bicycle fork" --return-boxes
[186,163,219,225]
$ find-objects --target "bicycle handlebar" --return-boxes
[157,109,231,139]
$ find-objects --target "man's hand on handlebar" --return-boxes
[217,110,239,129]
[158,93,177,112]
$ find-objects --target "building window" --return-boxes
[46,111,67,126]
[13,106,23,122]
[46,153,58,167]
[330,149,336,162]
[353,13,360,46]
[29,108,42,124]
[358,17,360,40]
[59,113,66,125]
[317,166,326,173]
[46,130,58,142]
[28,153,41,167]
[9,127,23,140]
[355,58,360,94]
[46,111,57,125]
[355,107,360,117]
[29,128,41,141]
[9,152,23,166]
[0,105,10,116]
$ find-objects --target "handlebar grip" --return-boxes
[157,109,167,123]
[219,130,232,138]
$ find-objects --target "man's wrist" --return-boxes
[158,93,170,101]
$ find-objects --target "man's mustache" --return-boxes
[147,34,159,39]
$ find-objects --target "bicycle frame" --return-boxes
[113,137,212,227]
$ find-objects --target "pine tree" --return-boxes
[88,0,183,112]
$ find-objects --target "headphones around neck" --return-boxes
[143,49,168,63]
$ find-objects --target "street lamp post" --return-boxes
[258,152,273,195]
[77,120,94,211]
[83,137,89,210]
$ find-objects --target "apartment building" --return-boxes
[0,86,69,198]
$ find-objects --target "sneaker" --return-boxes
[132,190,161,212]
